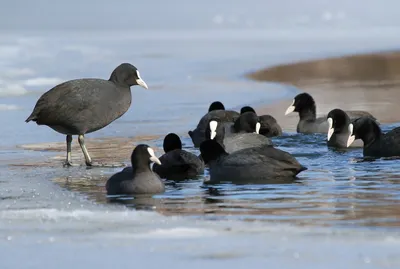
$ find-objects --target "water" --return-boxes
[2,1,400,268]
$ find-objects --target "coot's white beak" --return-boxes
[254,122,261,134]
[136,70,148,89]
[147,147,161,165]
[210,121,218,140]
[346,123,356,147]
[285,99,295,115]
[327,117,334,141]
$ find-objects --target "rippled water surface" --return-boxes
[46,124,400,229]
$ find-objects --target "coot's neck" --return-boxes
[208,151,229,164]
[164,146,180,153]
[109,73,130,88]
[214,128,226,148]
[335,115,351,133]
[131,158,152,175]
[359,124,383,147]
[299,105,317,121]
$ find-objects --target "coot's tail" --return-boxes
[25,113,37,123]
[295,166,308,175]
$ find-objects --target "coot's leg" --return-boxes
[63,135,73,166]
[78,134,92,166]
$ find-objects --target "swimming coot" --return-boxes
[188,102,239,147]
[346,117,400,158]
[25,63,149,166]
[106,144,165,195]
[285,92,377,134]
[240,106,282,137]
[326,108,364,148]
[200,139,307,184]
[152,133,204,180]
[205,112,272,154]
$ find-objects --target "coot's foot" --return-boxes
[63,161,79,167]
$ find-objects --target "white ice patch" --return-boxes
[0,45,21,59]
[0,209,160,223]
[3,68,35,78]
[62,45,114,60]
[0,83,28,97]
[24,77,63,87]
[0,104,20,111]
[132,227,217,239]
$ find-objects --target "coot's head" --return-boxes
[208,101,225,112]
[240,106,256,114]
[233,111,260,134]
[131,144,161,168]
[199,140,228,164]
[285,92,316,115]
[109,63,148,89]
[346,117,382,147]
[327,109,350,141]
[163,133,182,153]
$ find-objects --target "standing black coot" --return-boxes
[346,117,400,158]
[25,63,149,166]
[326,109,364,148]
[106,144,165,195]
[205,112,272,154]
[285,92,377,134]
[208,101,225,112]
[200,140,307,184]
[240,106,282,137]
[188,101,239,147]
[152,133,204,180]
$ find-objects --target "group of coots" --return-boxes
[25,62,400,196]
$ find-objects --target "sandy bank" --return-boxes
[247,51,400,132]
[13,135,161,168]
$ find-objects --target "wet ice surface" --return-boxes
[1,211,400,269]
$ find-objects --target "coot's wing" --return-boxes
[153,149,204,178]
[259,115,282,136]
[29,79,117,125]
[224,133,272,153]
[222,145,306,174]
[259,115,277,124]
[346,110,378,123]
[158,149,198,166]
[196,110,240,129]
[106,167,133,194]
[381,127,400,154]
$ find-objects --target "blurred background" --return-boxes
[2,0,400,30]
